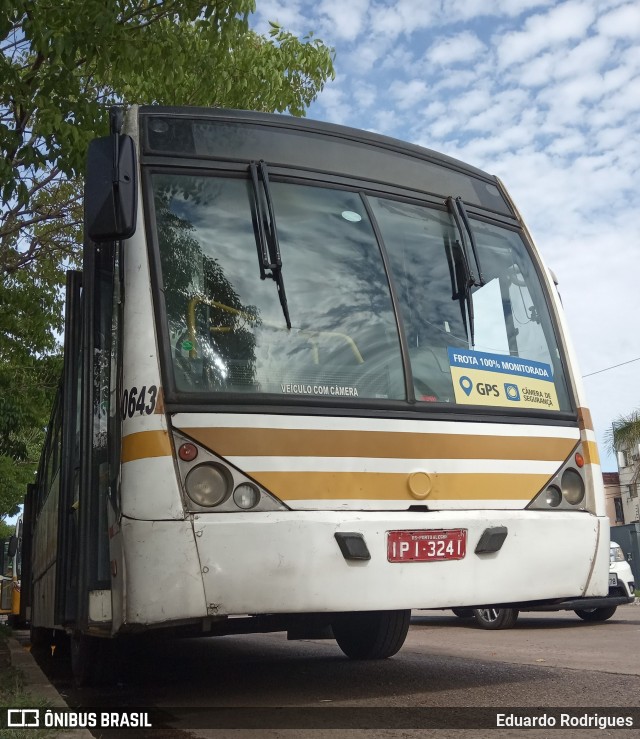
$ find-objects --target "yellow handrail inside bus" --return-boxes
[186,296,363,364]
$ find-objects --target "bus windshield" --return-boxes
[151,172,571,411]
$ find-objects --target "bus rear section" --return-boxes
[23,106,609,681]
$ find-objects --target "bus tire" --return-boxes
[70,632,100,686]
[574,606,617,622]
[472,608,519,629]
[332,609,410,659]
[451,608,474,618]
[71,633,122,686]
[29,625,51,655]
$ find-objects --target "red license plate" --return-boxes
[387,529,466,562]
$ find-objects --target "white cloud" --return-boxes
[430,0,556,24]
[369,0,437,39]
[351,82,377,110]
[389,79,429,109]
[318,0,370,41]
[517,51,557,87]
[538,73,607,113]
[450,88,493,118]
[432,68,486,93]
[343,37,392,73]
[545,131,586,156]
[593,125,627,151]
[496,1,596,67]
[555,35,611,79]
[426,31,486,66]
[314,84,355,124]
[597,2,640,38]
[379,44,416,71]
[372,109,399,132]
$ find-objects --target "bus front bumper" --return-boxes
[120,509,609,625]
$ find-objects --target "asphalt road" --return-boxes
[25,605,640,738]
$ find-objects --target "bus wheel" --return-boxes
[451,608,474,618]
[574,606,617,622]
[29,626,52,655]
[71,633,121,686]
[71,632,98,686]
[332,610,410,659]
[472,608,519,629]
[72,632,122,685]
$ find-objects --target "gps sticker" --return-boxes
[448,348,559,410]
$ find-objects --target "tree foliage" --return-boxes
[0,519,14,542]
[607,409,640,463]
[0,0,335,518]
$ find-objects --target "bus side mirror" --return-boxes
[7,535,18,559]
[85,134,137,242]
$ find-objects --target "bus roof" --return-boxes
[138,106,512,216]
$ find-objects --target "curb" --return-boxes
[7,637,94,739]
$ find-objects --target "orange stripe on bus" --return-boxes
[180,426,577,462]
[577,407,594,431]
[581,440,600,465]
[121,430,172,463]
[250,471,547,502]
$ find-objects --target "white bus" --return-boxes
[23,106,608,683]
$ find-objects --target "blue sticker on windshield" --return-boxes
[447,348,558,410]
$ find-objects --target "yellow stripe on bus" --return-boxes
[250,471,548,501]
[122,430,172,463]
[577,407,594,431]
[581,440,600,465]
[181,427,577,462]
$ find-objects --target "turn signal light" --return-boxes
[179,442,198,462]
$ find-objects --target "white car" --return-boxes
[451,541,636,629]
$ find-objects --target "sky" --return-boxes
[253,0,640,471]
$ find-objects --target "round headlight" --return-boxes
[185,464,232,507]
[610,544,625,563]
[544,485,562,508]
[561,468,585,505]
[233,483,260,510]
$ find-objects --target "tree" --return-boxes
[0,0,335,518]
[0,520,14,542]
[607,410,640,468]
[1,1,335,275]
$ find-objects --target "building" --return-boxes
[603,472,625,527]
[616,444,640,524]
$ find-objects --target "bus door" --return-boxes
[55,270,83,625]
[75,238,121,632]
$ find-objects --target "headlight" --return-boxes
[544,485,562,507]
[561,469,584,505]
[185,463,232,507]
[610,544,625,563]
[527,446,589,512]
[233,483,260,510]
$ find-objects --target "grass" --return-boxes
[0,624,57,739]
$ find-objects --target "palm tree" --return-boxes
[607,409,640,465]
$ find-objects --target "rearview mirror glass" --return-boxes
[85,134,137,242]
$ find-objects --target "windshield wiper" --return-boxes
[249,160,291,329]
[455,196,485,287]
[445,196,476,346]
